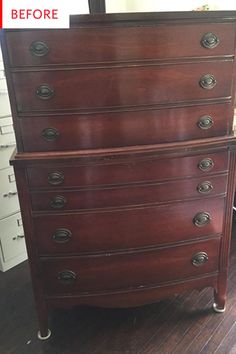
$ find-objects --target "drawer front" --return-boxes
[19,103,232,151]
[33,198,225,255]
[40,238,220,295]
[30,174,227,212]
[27,151,229,190]
[0,167,19,218]
[0,144,15,170]
[0,212,26,262]
[5,23,235,67]
[0,93,12,117]
[0,116,15,147]
[12,61,233,113]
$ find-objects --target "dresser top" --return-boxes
[68,11,236,28]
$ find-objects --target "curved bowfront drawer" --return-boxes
[19,103,233,151]
[27,151,229,189]
[12,61,233,113]
[30,174,227,212]
[5,23,235,67]
[33,198,224,255]
[40,238,220,296]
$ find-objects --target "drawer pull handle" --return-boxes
[50,195,67,209]
[13,234,25,241]
[0,143,16,149]
[36,85,54,99]
[48,171,65,186]
[58,270,77,284]
[198,158,214,171]
[198,115,214,130]
[41,127,59,141]
[201,33,220,49]
[199,74,217,90]
[197,181,213,194]
[191,252,209,267]
[193,212,211,227]
[52,228,72,243]
[30,41,49,56]
[3,191,17,198]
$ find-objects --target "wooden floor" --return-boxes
[1,228,236,354]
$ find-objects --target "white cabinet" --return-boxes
[0,46,27,272]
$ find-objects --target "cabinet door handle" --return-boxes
[201,32,219,49]
[57,270,77,284]
[191,252,209,267]
[3,191,18,198]
[29,41,49,57]
[199,74,217,90]
[193,212,211,227]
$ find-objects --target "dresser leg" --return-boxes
[213,289,226,313]
[36,303,51,340]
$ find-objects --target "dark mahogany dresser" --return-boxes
[1,11,236,339]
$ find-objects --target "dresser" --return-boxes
[0,46,27,272]
[1,11,236,340]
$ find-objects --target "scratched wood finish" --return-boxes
[33,198,225,255]
[12,61,234,113]
[5,23,236,67]
[26,150,229,189]
[40,238,220,296]
[2,11,236,339]
[1,232,236,353]
[19,103,233,151]
[30,174,227,212]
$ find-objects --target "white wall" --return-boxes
[105,0,236,12]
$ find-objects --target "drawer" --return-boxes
[0,144,15,170]
[12,61,233,113]
[30,174,227,212]
[27,151,229,189]
[5,23,235,67]
[0,116,15,147]
[0,167,19,218]
[19,103,233,151]
[40,238,220,295]
[0,93,12,117]
[33,198,225,255]
[0,212,26,262]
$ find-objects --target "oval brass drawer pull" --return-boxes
[50,195,67,209]
[199,74,217,90]
[193,212,211,227]
[41,127,59,141]
[29,41,49,57]
[201,32,220,49]
[48,171,65,186]
[198,115,214,130]
[36,84,54,99]
[198,158,214,171]
[197,181,213,194]
[57,270,77,284]
[52,228,72,243]
[191,252,209,267]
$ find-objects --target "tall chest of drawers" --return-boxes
[1,11,236,339]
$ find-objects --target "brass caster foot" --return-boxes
[37,329,51,340]
[213,303,226,313]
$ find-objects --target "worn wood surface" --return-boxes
[0,227,236,354]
